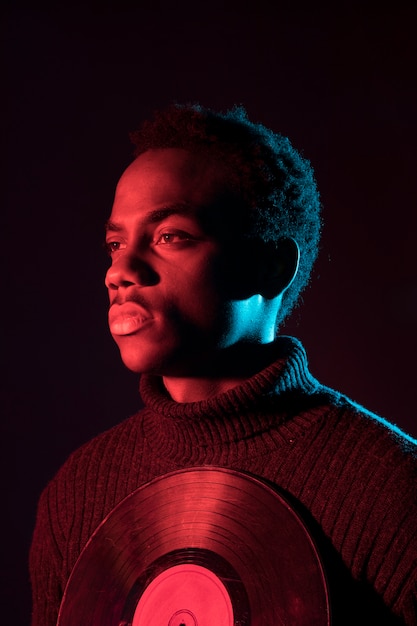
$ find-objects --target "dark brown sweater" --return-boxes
[29,337,417,625]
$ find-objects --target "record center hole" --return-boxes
[167,607,198,626]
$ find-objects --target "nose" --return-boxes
[105,252,158,290]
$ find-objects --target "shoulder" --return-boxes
[44,409,145,497]
[332,388,416,453]
[295,380,417,498]
[313,385,417,497]
[33,409,147,553]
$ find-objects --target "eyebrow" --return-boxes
[104,203,195,232]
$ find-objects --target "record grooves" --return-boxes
[57,467,330,625]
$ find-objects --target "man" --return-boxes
[30,104,416,625]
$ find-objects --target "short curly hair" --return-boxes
[129,103,322,326]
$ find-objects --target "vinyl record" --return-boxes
[57,467,330,625]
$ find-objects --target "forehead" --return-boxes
[113,148,231,215]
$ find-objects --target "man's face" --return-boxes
[105,148,271,376]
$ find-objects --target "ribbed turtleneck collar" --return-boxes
[139,336,318,428]
[136,337,321,465]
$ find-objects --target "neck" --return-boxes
[162,341,282,402]
[162,375,249,403]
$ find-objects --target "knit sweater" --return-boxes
[29,337,417,625]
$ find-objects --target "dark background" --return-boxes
[3,2,417,624]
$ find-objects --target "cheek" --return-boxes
[171,270,225,328]
[141,255,236,344]
[175,294,238,351]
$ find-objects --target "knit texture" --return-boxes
[29,337,417,625]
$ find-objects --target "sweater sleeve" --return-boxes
[346,441,417,625]
[29,483,66,626]
[320,429,417,625]
[375,470,417,625]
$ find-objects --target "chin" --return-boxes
[117,343,173,376]
[120,352,158,374]
[114,334,212,376]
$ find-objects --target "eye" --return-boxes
[154,231,191,245]
[104,240,126,255]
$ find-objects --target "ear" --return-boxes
[259,237,300,299]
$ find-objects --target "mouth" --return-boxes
[108,303,153,336]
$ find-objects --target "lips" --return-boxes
[108,302,152,336]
